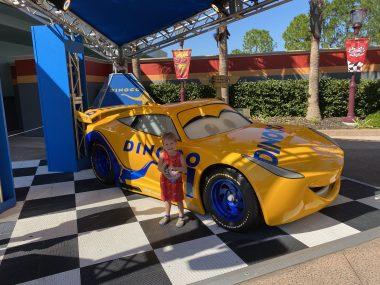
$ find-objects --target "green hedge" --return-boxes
[147,78,380,118]
[230,79,308,117]
[319,78,380,118]
[365,112,380,128]
[147,82,216,104]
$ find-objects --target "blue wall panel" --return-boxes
[31,24,86,172]
[0,80,16,213]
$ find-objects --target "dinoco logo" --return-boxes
[123,140,200,168]
[111,88,140,93]
[253,125,285,166]
[123,139,200,198]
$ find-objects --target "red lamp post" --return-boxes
[172,38,191,103]
[343,8,367,123]
[179,39,186,102]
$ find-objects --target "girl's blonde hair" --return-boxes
[162,132,177,142]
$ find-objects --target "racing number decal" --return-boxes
[185,153,200,198]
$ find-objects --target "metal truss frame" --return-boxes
[4,0,292,59]
[3,0,119,59]
[123,0,292,57]
[67,51,86,160]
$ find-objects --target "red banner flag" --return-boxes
[172,49,192,79]
[345,37,369,72]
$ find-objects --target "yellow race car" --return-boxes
[77,99,344,231]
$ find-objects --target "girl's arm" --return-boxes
[175,154,187,174]
[157,151,166,174]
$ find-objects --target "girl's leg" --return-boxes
[177,200,184,218]
[165,201,171,216]
[176,200,185,227]
[159,201,171,225]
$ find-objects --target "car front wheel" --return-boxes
[203,167,262,232]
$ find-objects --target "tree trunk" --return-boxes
[218,25,229,104]
[306,35,321,121]
[307,0,324,121]
[115,47,128,73]
[131,56,141,81]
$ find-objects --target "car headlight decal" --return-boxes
[242,154,304,179]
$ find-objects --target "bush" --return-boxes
[319,78,349,117]
[320,78,380,118]
[147,79,380,118]
[356,79,380,117]
[230,79,308,117]
[364,111,380,128]
[147,82,216,104]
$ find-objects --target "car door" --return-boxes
[118,113,180,198]
[116,114,151,192]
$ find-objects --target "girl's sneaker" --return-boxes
[159,215,170,225]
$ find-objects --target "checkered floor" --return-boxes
[1,159,379,285]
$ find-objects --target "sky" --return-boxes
[162,0,309,57]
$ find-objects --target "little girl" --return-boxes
[158,132,186,227]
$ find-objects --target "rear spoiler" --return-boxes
[76,111,93,124]
[75,104,146,125]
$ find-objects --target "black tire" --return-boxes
[203,167,262,232]
[90,143,114,185]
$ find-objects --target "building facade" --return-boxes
[5,48,379,135]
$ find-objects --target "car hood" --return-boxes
[197,122,344,174]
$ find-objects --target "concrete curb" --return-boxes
[318,129,380,141]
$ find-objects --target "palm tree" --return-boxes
[306,0,325,121]
[131,56,141,80]
[217,24,229,104]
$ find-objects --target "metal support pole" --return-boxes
[180,81,186,102]
[344,73,357,123]
[0,79,16,212]
[343,25,361,123]
[179,38,186,102]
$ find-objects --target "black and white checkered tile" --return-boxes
[1,159,379,285]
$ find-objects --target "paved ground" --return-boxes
[240,238,380,285]
[337,139,380,188]
[3,132,380,285]
[8,136,46,161]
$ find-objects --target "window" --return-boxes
[183,110,251,140]
[119,114,179,139]
[118,116,136,127]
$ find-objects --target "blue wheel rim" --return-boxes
[93,146,110,178]
[211,179,245,222]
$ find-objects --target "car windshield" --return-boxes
[179,105,251,140]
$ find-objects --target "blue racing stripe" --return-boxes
[86,131,157,184]
[120,160,157,181]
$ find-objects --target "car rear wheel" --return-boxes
[90,143,114,185]
[203,167,262,232]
